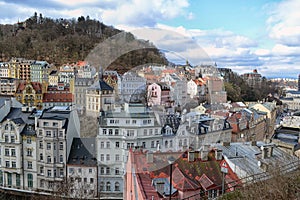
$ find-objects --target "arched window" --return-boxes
[183,139,187,147]
[115,182,120,191]
[106,182,111,191]
[100,182,104,191]
[165,141,168,148]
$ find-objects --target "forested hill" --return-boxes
[0,13,168,73]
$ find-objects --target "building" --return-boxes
[58,65,75,85]
[30,61,50,83]
[86,73,114,117]
[35,106,80,193]
[0,62,10,78]
[120,72,146,102]
[74,78,95,114]
[206,76,227,104]
[0,98,38,190]
[103,70,121,94]
[9,58,35,81]
[15,81,43,110]
[241,69,262,88]
[97,103,162,199]
[42,84,74,109]
[48,70,59,86]
[67,138,98,199]
[0,78,18,96]
[147,83,172,108]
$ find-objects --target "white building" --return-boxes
[120,72,146,102]
[97,103,162,199]
[67,138,97,199]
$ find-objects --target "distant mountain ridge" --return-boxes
[0,13,168,73]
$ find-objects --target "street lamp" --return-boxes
[168,156,176,200]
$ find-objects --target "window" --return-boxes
[115,182,120,191]
[27,161,32,169]
[165,141,168,148]
[90,178,94,183]
[103,129,107,135]
[5,149,9,156]
[47,170,52,177]
[39,130,43,136]
[5,124,8,130]
[27,173,33,188]
[60,169,64,177]
[59,142,64,150]
[106,167,110,174]
[100,182,104,191]
[106,141,110,148]
[179,139,182,147]
[40,180,44,188]
[89,169,92,174]
[115,168,120,175]
[151,141,155,148]
[27,137,31,144]
[100,154,104,162]
[53,122,58,127]
[4,135,8,143]
[142,142,146,148]
[27,149,32,157]
[7,173,12,186]
[183,139,187,147]
[43,122,49,126]
[115,154,120,161]
[59,155,63,163]
[39,141,43,149]
[106,154,110,161]
[115,142,119,148]
[46,131,51,137]
[100,167,104,174]
[40,153,43,161]
[84,178,87,183]
[16,174,20,187]
[11,135,15,143]
[100,142,104,148]
[126,120,130,124]
[109,129,113,135]
[155,129,158,134]
[78,168,82,173]
[59,131,63,137]
[12,161,16,168]
[149,129,153,135]
[170,140,173,148]
[47,143,51,150]
[106,182,111,191]
[5,161,9,168]
[156,141,159,147]
[47,156,51,163]
[53,143,56,150]
[132,120,136,124]
[115,129,119,135]
[69,168,74,174]
[40,166,44,175]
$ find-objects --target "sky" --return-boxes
[0,0,299,78]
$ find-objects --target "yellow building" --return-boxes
[15,80,43,109]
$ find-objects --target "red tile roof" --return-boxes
[16,81,42,93]
[43,93,73,102]
[172,167,201,191]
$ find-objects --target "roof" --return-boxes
[88,79,114,91]
[43,93,73,102]
[67,138,97,166]
[16,81,42,93]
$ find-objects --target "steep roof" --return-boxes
[67,138,97,166]
[88,79,114,91]
[43,93,73,102]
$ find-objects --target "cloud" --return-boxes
[267,0,300,46]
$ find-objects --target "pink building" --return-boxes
[147,83,173,107]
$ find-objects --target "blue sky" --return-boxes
[0,0,299,78]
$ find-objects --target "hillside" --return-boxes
[0,13,168,73]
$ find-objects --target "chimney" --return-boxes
[147,151,154,163]
[261,146,268,159]
[188,151,195,162]
[251,141,257,146]
[200,145,210,161]
[215,149,222,160]
[267,146,274,157]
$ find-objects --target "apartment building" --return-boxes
[97,103,162,199]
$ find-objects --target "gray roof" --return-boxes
[67,138,97,166]
[88,79,113,91]
[212,141,299,178]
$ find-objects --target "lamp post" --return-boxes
[168,156,176,200]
